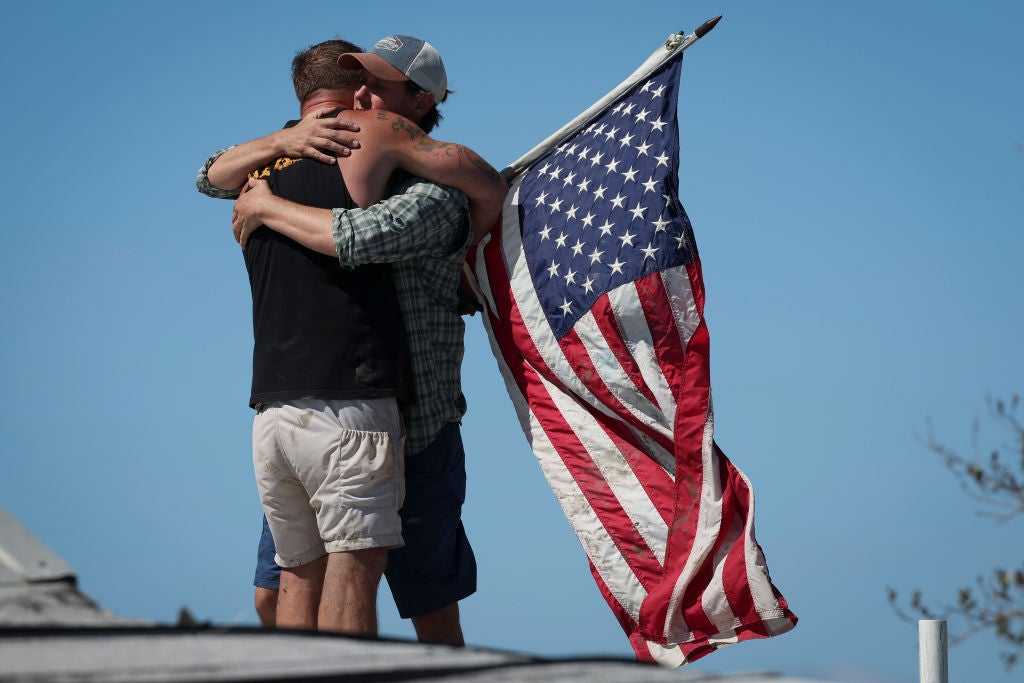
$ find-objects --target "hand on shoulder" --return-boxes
[276,108,364,164]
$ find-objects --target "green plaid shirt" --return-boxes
[333,177,470,454]
[197,151,470,454]
[195,148,242,198]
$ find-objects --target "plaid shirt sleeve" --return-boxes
[195,147,243,199]
[332,178,469,267]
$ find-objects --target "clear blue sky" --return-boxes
[1,2,1021,682]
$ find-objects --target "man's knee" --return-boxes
[322,548,388,597]
[254,587,278,627]
[342,546,388,579]
[361,546,388,571]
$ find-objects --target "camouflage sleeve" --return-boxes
[195,147,242,199]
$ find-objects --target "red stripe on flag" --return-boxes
[685,254,707,315]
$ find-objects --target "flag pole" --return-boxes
[501,15,722,179]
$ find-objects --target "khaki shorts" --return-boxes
[252,398,405,567]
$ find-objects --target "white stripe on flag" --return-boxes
[660,266,701,347]
[607,282,678,427]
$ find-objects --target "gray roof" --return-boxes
[0,627,823,683]
[0,506,143,629]
[0,507,74,585]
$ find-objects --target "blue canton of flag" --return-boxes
[517,58,695,339]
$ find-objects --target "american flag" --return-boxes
[468,35,796,667]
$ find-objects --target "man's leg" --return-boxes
[386,423,476,646]
[254,515,281,627]
[253,404,329,630]
[411,602,464,646]
[254,587,278,627]
[276,555,327,630]
[318,548,388,635]
[306,398,404,634]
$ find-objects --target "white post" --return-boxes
[919,619,948,683]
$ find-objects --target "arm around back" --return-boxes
[232,176,468,267]
[202,110,362,195]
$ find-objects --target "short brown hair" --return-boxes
[291,39,363,103]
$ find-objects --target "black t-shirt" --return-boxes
[243,113,411,407]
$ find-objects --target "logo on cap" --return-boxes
[374,36,404,52]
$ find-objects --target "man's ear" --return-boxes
[413,91,435,119]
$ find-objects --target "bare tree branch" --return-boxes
[893,395,1024,670]
[920,395,1024,521]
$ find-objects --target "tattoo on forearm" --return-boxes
[413,139,455,157]
[373,109,503,184]
[391,117,423,141]
[461,146,503,183]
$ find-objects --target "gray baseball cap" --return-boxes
[338,35,448,102]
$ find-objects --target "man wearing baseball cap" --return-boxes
[337,35,452,167]
[340,34,449,103]
[198,35,506,644]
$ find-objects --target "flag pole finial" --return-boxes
[695,15,722,39]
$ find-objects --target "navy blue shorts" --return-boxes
[253,515,280,590]
[253,422,477,619]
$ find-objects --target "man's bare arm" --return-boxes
[206,110,362,192]
[334,110,507,242]
[403,133,507,243]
